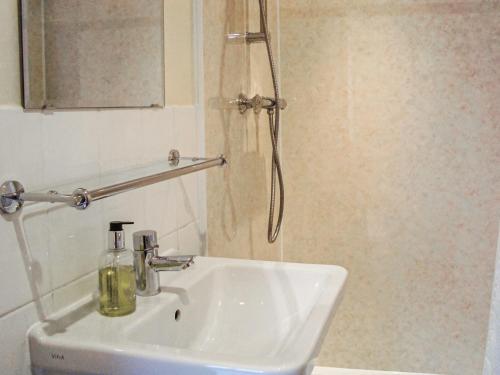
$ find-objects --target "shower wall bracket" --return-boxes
[226,0,268,44]
[227,32,266,44]
[0,150,226,215]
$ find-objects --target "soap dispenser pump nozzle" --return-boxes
[108,221,134,250]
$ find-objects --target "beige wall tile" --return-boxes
[165,0,194,105]
[280,1,500,374]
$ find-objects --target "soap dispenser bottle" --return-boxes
[98,221,136,317]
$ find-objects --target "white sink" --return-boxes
[29,257,347,375]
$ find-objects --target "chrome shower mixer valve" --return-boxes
[233,93,287,115]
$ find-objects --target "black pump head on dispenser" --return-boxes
[109,221,134,231]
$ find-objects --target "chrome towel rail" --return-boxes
[0,150,226,215]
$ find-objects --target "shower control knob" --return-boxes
[252,94,264,114]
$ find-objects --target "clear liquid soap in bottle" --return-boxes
[98,221,136,317]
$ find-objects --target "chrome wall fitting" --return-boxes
[73,189,91,210]
[168,149,180,166]
[226,0,268,44]
[232,93,287,115]
[0,181,91,214]
[227,32,266,44]
[0,181,25,214]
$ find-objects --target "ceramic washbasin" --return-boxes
[29,256,347,375]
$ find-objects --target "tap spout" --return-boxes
[149,255,195,271]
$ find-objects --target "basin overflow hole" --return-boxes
[174,309,181,321]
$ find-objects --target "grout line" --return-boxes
[49,269,97,296]
[159,220,197,240]
[0,300,36,320]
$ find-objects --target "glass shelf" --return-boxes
[0,151,226,214]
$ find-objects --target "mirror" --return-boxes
[21,0,165,110]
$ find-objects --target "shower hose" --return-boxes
[258,0,284,244]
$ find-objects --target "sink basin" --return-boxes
[29,256,347,375]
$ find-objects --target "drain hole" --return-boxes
[174,309,181,321]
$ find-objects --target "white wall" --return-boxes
[0,2,205,375]
[484,225,500,375]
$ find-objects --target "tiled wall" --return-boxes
[0,2,204,374]
[0,106,205,374]
[279,1,500,374]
